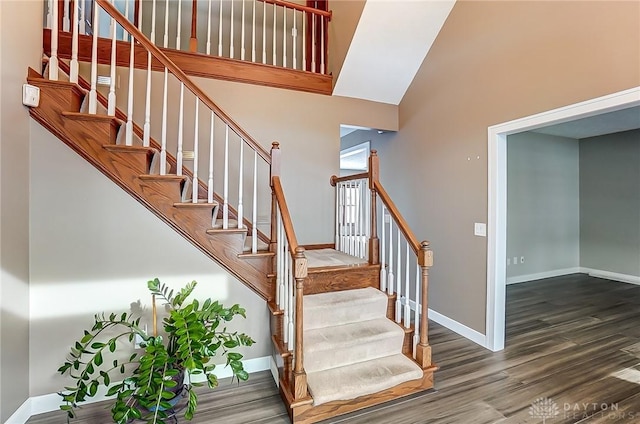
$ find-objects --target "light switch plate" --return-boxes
[474,222,487,237]
[22,84,40,107]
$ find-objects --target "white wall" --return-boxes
[0,0,42,420]
[506,132,580,281]
[29,122,270,397]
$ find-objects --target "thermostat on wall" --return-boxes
[22,84,40,107]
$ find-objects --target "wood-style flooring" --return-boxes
[27,274,640,424]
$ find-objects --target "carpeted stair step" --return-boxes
[303,287,388,330]
[306,353,423,406]
[304,317,404,373]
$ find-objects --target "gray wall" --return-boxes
[0,0,42,420]
[506,132,580,279]
[580,129,640,277]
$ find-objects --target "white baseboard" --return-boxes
[407,299,486,348]
[427,308,487,348]
[581,268,640,285]
[506,267,582,285]
[5,356,272,424]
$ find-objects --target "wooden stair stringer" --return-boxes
[27,72,273,301]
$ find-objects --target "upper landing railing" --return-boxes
[47,0,331,75]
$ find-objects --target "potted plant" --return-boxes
[58,278,255,423]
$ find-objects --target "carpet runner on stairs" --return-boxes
[303,287,423,406]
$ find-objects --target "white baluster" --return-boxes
[177,83,185,175]
[283,234,289,344]
[262,1,266,64]
[413,263,420,356]
[125,31,135,145]
[272,4,276,65]
[404,241,411,328]
[395,223,402,323]
[381,205,387,292]
[122,0,127,40]
[49,0,59,80]
[192,99,199,203]
[320,16,325,74]
[107,1,116,116]
[176,0,182,49]
[302,11,306,71]
[276,207,282,306]
[251,0,256,62]
[164,0,169,48]
[287,247,294,351]
[388,220,394,295]
[241,0,246,60]
[230,0,235,58]
[237,140,244,228]
[218,0,223,56]
[208,112,214,202]
[354,181,360,258]
[69,0,79,83]
[365,179,370,258]
[282,6,286,68]
[292,10,297,70]
[223,125,229,228]
[350,181,355,255]
[150,0,157,44]
[252,151,258,253]
[46,0,52,28]
[63,0,70,31]
[88,2,99,113]
[160,67,168,174]
[206,0,212,54]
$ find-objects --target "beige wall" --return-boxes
[391,0,640,333]
[0,0,42,420]
[29,122,271,396]
[328,0,366,86]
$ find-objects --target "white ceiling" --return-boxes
[333,0,456,105]
[532,106,640,139]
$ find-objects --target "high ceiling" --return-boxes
[333,0,456,105]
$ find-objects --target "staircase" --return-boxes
[28,1,437,423]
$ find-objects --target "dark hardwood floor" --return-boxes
[28,274,640,424]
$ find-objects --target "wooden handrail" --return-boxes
[272,176,299,254]
[259,0,332,19]
[373,180,423,256]
[329,172,369,186]
[94,0,271,164]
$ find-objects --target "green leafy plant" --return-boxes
[58,278,255,423]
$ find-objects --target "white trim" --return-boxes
[506,267,582,285]
[487,86,640,352]
[581,268,640,286]
[5,356,272,424]
[4,399,32,424]
[407,299,486,348]
[428,308,487,348]
[269,356,280,387]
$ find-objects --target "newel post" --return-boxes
[416,241,433,368]
[368,150,380,265]
[269,142,281,253]
[293,247,308,400]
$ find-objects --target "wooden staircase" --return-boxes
[30,1,437,422]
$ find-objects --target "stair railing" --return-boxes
[270,143,308,400]
[46,0,331,75]
[331,150,434,369]
[45,0,274,251]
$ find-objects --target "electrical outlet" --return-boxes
[22,84,40,107]
[520,256,525,264]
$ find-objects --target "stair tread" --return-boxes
[173,200,219,208]
[305,248,368,268]
[304,287,388,330]
[306,353,423,406]
[305,318,404,353]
